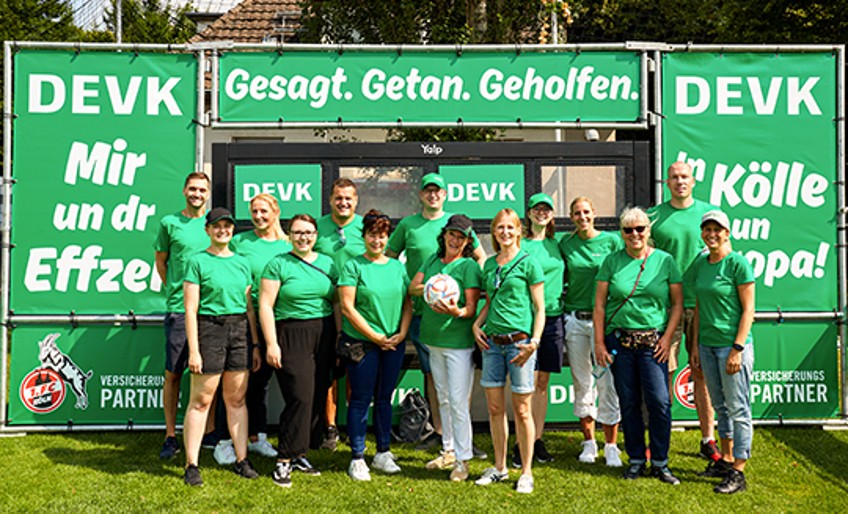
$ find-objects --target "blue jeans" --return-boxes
[606,332,672,466]
[699,343,754,460]
[480,338,536,394]
[346,340,407,458]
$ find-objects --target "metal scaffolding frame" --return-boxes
[1,41,845,432]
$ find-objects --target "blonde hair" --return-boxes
[250,194,287,241]
[570,196,595,215]
[491,208,523,253]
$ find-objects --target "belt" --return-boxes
[491,331,529,345]
[574,311,593,321]
[198,313,246,325]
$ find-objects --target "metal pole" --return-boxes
[116,0,122,45]
[653,50,664,203]
[836,46,847,418]
[1,42,14,428]
[210,50,219,124]
[196,50,205,173]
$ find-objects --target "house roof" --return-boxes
[190,0,302,44]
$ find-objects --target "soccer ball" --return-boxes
[423,273,461,307]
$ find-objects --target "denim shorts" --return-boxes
[480,338,536,394]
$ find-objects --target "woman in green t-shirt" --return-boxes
[182,208,260,486]
[519,192,565,467]
[231,193,291,459]
[408,214,481,481]
[472,208,545,494]
[339,210,413,482]
[594,207,683,485]
[688,210,755,495]
[259,214,338,488]
[560,196,623,467]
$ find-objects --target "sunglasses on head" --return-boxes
[622,225,647,234]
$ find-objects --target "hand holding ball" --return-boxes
[423,274,461,310]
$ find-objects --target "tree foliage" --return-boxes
[104,0,196,44]
[566,0,848,44]
[298,0,545,45]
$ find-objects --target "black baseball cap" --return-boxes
[205,207,235,225]
[444,214,473,237]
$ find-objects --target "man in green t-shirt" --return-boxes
[314,178,365,451]
[647,161,719,461]
[387,173,486,450]
[153,172,210,460]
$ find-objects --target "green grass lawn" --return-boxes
[0,427,846,512]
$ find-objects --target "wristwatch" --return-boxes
[530,338,541,349]
[732,343,745,352]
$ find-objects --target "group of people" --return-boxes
[155,162,754,495]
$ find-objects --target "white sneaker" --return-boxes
[213,439,236,465]
[516,473,534,494]
[578,439,598,463]
[372,451,401,474]
[248,433,278,458]
[604,443,623,467]
[348,458,371,481]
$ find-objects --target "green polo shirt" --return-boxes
[261,253,337,320]
[481,251,544,336]
[339,256,409,340]
[418,255,482,349]
[314,214,365,271]
[560,231,624,312]
[184,251,252,316]
[596,249,682,333]
[686,251,755,347]
[154,212,209,313]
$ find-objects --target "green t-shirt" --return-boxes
[596,249,682,333]
[521,237,565,317]
[230,230,292,311]
[686,251,755,347]
[183,251,252,316]
[388,211,480,315]
[418,255,482,349]
[154,212,209,313]
[339,256,409,341]
[261,253,337,320]
[647,199,717,308]
[481,251,544,336]
[314,214,365,272]
[560,231,624,312]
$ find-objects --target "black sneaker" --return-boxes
[698,459,733,478]
[272,461,293,488]
[623,462,647,480]
[415,433,442,451]
[184,464,203,486]
[511,443,522,469]
[321,425,340,451]
[291,456,321,476]
[700,439,721,461]
[159,436,180,460]
[234,458,259,479]
[651,465,681,485]
[714,469,747,494]
[534,439,554,464]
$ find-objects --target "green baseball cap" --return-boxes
[421,173,446,190]
[528,192,554,209]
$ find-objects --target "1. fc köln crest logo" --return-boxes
[19,333,92,414]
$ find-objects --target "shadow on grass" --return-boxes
[764,427,848,493]
[42,432,186,479]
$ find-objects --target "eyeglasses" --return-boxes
[335,226,347,247]
[292,230,317,238]
[622,226,647,234]
[494,266,503,289]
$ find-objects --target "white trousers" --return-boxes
[428,345,475,462]
[565,315,621,426]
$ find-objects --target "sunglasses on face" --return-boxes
[622,225,647,234]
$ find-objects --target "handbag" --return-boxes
[615,328,660,349]
[337,333,370,363]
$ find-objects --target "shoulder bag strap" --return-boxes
[605,250,650,326]
[288,252,336,286]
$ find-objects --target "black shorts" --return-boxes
[535,315,565,374]
[197,314,249,375]
[164,312,188,374]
